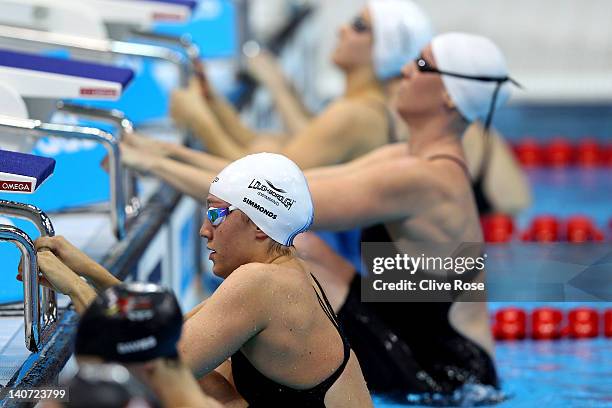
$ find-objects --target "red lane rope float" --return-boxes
[481,214,515,243]
[531,307,564,340]
[521,215,561,242]
[544,137,574,167]
[514,138,543,167]
[493,307,612,341]
[520,215,605,243]
[604,309,612,338]
[492,308,527,340]
[512,137,612,168]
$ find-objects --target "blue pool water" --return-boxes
[370,300,612,407]
[373,336,612,407]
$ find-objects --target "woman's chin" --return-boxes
[331,52,345,69]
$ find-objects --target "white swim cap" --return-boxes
[431,32,513,123]
[209,153,314,246]
[369,0,433,81]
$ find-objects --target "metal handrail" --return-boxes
[0,224,40,352]
[55,102,141,218]
[0,200,57,326]
[0,115,126,239]
[128,29,201,67]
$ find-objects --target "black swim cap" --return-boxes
[75,282,183,363]
[65,363,158,408]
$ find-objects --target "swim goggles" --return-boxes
[351,16,371,33]
[206,206,237,226]
[416,54,522,87]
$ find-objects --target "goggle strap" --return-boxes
[476,81,503,184]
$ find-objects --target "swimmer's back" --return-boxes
[232,262,372,407]
[379,154,482,244]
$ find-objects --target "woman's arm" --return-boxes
[171,79,288,158]
[179,264,270,378]
[122,145,217,203]
[207,91,264,147]
[123,133,230,173]
[306,155,434,231]
[304,142,407,180]
[184,299,207,321]
[170,82,248,160]
[255,100,386,169]
[34,236,120,292]
[246,51,312,134]
[28,251,98,314]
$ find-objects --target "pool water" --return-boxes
[372,337,612,408]
[493,337,612,407]
[370,299,612,407]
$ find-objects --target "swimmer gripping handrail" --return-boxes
[0,224,40,352]
[0,200,57,330]
[0,24,190,86]
[55,102,141,219]
[0,115,127,240]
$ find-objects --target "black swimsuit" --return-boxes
[231,274,351,407]
[337,155,499,397]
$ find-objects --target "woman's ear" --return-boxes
[254,227,269,241]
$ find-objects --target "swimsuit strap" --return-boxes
[310,273,351,366]
[364,97,398,143]
[230,275,353,406]
[428,154,471,180]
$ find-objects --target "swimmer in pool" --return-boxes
[292,32,519,395]
[128,0,432,170]
[115,32,517,396]
[122,2,529,216]
[26,154,373,407]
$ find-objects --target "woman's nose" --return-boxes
[200,219,212,240]
[401,61,415,79]
[339,24,349,38]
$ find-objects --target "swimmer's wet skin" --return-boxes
[28,154,373,407]
[180,153,373,407]
[0,3,532,404]
[108,32,519,405]
[294,32,519,403]
[142,0,432,173]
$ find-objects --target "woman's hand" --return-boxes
[120,143,158,174]
[246,50,285,88]
[19,250,81,295]
[20,248,99,314]
[123,132,175,158]
[38,251,83,295]
[34,236,120,292]
[34,237,96,279]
